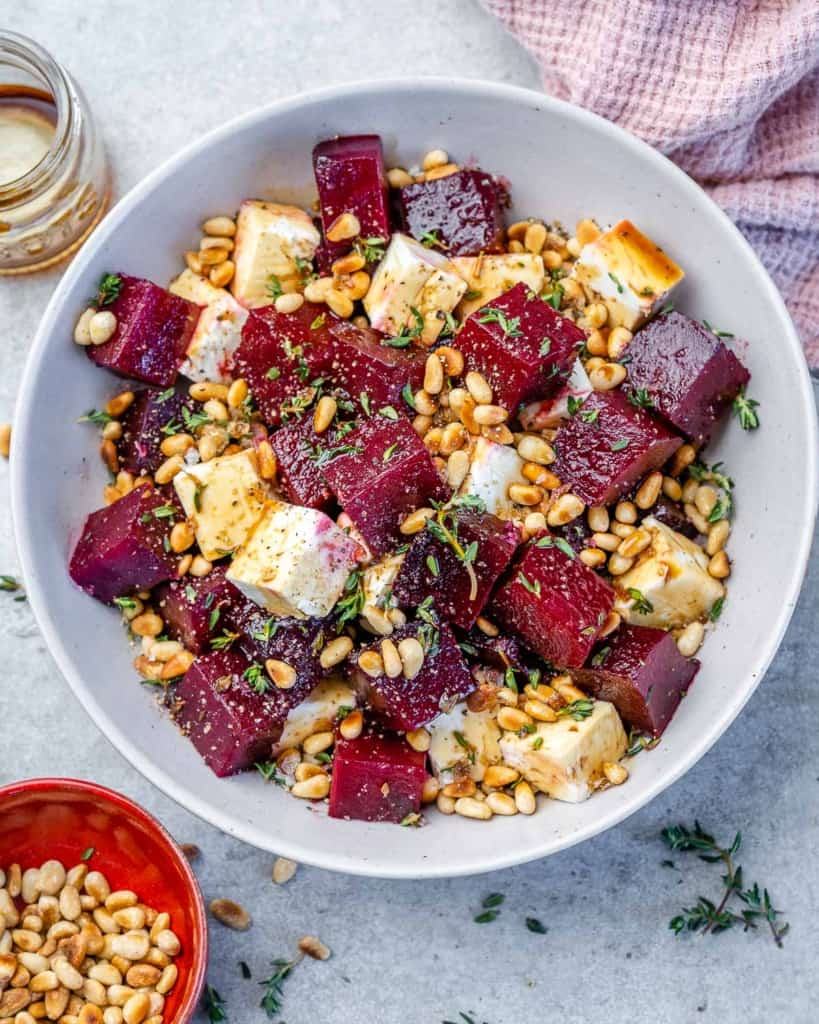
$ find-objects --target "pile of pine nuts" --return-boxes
[0,859,180,1024]
[184,216,237,289]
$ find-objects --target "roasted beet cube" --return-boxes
[352,620,474,730]
[459,629,525,671]
[399,169,506,256]
[268,417,336,509]
[648,497,698,539]
[232,304,334,425]
[118,387,192,476]
[176,649,286,777]
[324,317,425,411]
[572,625,700,736]
[553,390,682,505]
[313,135,390,271]
[490,537,614,668]
[624,312,750,442]
[155,569,242,654]
[87,274,199,387]
[456,283,581,411]
[328,730,427,823]
[393,511,519,629]
[322,417,448,555]
[69,486,177,604]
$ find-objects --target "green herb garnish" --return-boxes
[732,388,760,430]
[95,273,122,307]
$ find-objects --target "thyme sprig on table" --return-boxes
[202,984,227,1023]
[662,822,789,947]
[259,954,302,1017]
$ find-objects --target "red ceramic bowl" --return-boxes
[0,778,207,1022]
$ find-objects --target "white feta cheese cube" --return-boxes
[363,233,466,343]
[362,553,405,609]
[231,200,320,309]
[428,704,502,783]
[451,253,545,319]
[173,449,269,562]
[458,437,526,519]
[613,516,725,629]
[570,219,684,330]
[169,269,249,383]
[519,358,592,430]
[168,268,226,305]
[227,500,362,619]
[273,677,357,755]
[500,700,627,803]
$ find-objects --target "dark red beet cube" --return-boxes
[322,417,448,556]
[87,274,199,387]
[268,417,336,510]
[572,625,700,736]
[155,569,241,654]
[118,387,192,476]
[69,486,177,604]
[490,537,614,668]
[329,730,427,823]
[456,283,582,411]
[553,390,683,506]
[233,304,335,425]
[649,497,698,539]
[313,135,390,271]
[352,620,474,730]
[625,312,750,443]
[176,649,285,777]
[393,511,520,629]
[459,629,525,671]
[399,169,506,256]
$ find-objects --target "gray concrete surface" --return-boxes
[1,2,817,1022]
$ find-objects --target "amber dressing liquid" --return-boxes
[0,84,57,186]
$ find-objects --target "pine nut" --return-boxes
[588,362,627,390]
[58,887,81,923]
[592,532,618,554]
[684,503,710,535]
[111,906,144,931]
[303,731,334,757]
[465,371,492,405]
[122,991,150,1024]
[435,346,464,376]
[265,659,297,689]
[89,311,117,346]
[397,637,425,680]
[387,166,414,187]
[423,427,443,454]
[483,765,519,788]
[579,548,606,569]
[459,393,480,434]
[400,506,435,534]
[608,553,634,575]
[100,439,119,474]
[617,528,652,559]
[104,1008,124,1024]
[129,612,163,638]
[599,611,621,638]
[325,212,360,242]
[274,292,304,314]
[706,518,730,555]
[454,797,493,820]
[524,699,558,722]
[422,776,440,803]
[422,354,444,395]
[485,792,518,815]
[225,378,248,409]
[583,302,608,330]
[203,397,228,422]
[662,475,683,500]
[107,986,135,1007]
[442,776,476,799]
[88,963,120,986]
[358,650,384,677]
[184,250,203,274]
[473,403,508,426]
[476,616,498,637]
[412,414,433,436]
[421,148,449,171]
[497,707,533,732]
[446,449,470,488]
[294,762,324,783]
[607,327,633,360]
[694,484,719,518]
[339,708,364,740]
[676,621,705,657]
[524,511,547,533]
[326,288,354,318]
[154,929,180,957]
[189,555,213,577]
[360,603,393,636]
[634,471,663,509]
[84,873,110,904]
[202,216,236,237]
[319,635,353,669]
[547,492,585,526]
[379,638,402,678]
[189,381,229,402]
[708,551,731,578]
[154,455,183,485]
[524,222,547,254]
[291,773,330,800]
[611,520,636,538]
[298,934,331,961]
[614,500,637,524]
[198,246,229,266]
[200,235,234,252]
[313,395,337,434]
[413,389,437,417]
[514,781,537,815]
[303,277,334,303]
[344,272,371,300]
[159,433,193,457]
[209,899,251,931]
[669,444,697,477]
[575,218,599,246]
[508,483,543,506]
[516,435,555,465]
[105,391,134,418]
[74,308,96,346]
[586,328,608,355]
[332,251,366,275]
[436,793,456,815]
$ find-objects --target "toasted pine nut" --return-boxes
[398,637,425,680]
[326,212,361,242]
[203,216,236,237]
[155,962,178,995]
[154,928,180,957]
[602,761,629,785]
[423,354,444,395]
[421,148,449,170]
[130,612,163,638]
[708,551,731,578]
[582,302,608,330]
[608,552,634,576]
[226,378,248,409]
[425,161,459,180]
[476,615,498,637]
[524,511,547,533]
[160,432,194,457]
[358,650,384,677]
[413,389,437,417]
[303,277,334,303]
[198,246,229,266]
[465,371,493,405]
[611,520,636,538]
[184,250,203,274]
[483,765,519,788]
[617,528,652,559]
[579,546,606,569]
[635,471,663,509]
[497,707,533,732]
[516,435,555,465]
[599,611,621,638]
[101,419,122,442]
[524,221,547,254]
[421,776,440,803]
[200,235,234,252]
[274,291,304,314]
[514,781,537,815]
[303,731,334,756]
[154,455,183,485]
[83,871,110,903]
[676,620,705,657]
[662,475,683,500]
[588,361,627,390]
[386,166,414,187]
[547,492,585,526]
[442,776,476,799]
[508,483,543,506]
[575,218,600,246]
[89,311,117,346]
[122,992,150,1024]
[614,500,637,524]
[313,395,337,434]
[298,934,331,960]
[436,792,456,815]
[319,635,353,669]
[485,792,518,815]
[405,727,430,753]
[73,308,96,346]
[265,659,297,689]
[400,506,435,535]
[332,251,366,275]
[524,700,558,723]
[436,345,464,376]
[326,288,354,318]
[607,326,633,360]
[294,762,324,782]
[446,448,470,488]
[454,797,493,820]
[161,651,195,679]
[189,555,213,577]
[586,328,608,355]
[459,393,480,434]
[380,638,402,678]
[684,503,710,535]
[169,521,195,554]
[590,531,618,552]
[412,413,433,436]
[706,518,730,555]
[587,505,610,532]
[361,603,393,636]
[209,260,235,287]
[100,439,119,474]
[291,774,330,800]
[105,391,134,419]
[695,484,719,518]
[189,380,229,403]
[669,443,697,477]
[339,708,364,740]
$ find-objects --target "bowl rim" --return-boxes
[0,776,208,1017]
[11,76,819,878]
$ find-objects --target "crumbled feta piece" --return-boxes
[500,700,627,803]
[451,253,545,319]
[519,358,592,430]
[169,269,249,382]
[168,268,226,305]
[174,450,269,562]
[363,232,466,343]
[571,219,684,330]
[227,500,362,619]
[458,437,526,519]
[231,199,320,308]
[428,704,502,783]
[614,516,725,629]
[362,552,405,609]
[274,677,357,755]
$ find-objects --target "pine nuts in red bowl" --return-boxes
[0,778,207,1023]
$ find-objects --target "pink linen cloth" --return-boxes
[482,0,819,368]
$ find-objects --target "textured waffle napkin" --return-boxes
[482,0,819,368]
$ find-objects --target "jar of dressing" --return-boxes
[0,31,110,275]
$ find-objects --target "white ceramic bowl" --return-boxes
[13,79,817,878]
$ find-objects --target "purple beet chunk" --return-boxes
[490,537,614,668]
[329,729,427,823]
[176,649,283,777]
[68,486,177,604]
[313,135,391,271]
[118,387,192,475]
[232,303,335,425]
[324,317,426,411]
[155,568,241,654]
[553,390,683,506]
[87,274,199,387]
[398,168,506,256]
[456,283,582,411]
[351,620,474,730]
[393,511,520,629]
[268,417,336,509]
[322,417,448,556]
[572,624,700,736]
[459,629,525,671]
[625,312,750,443]
[650,497,698,539]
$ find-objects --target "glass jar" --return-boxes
[0,31,110,275]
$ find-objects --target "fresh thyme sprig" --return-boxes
[425,495,485,600]
[202,984,227,1023]
[259,954,302,1017]
[732,387,760,430]
[662,822,789,947]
